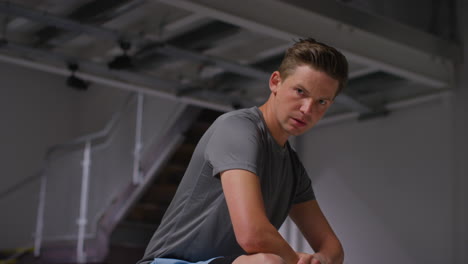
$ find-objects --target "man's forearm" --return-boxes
[315,235,344,264]
[238,223,299,264]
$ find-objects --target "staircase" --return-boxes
[105,108,223,264]
[10,107,223,264]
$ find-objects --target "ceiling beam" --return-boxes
[0,1,377,114]
[348,66,379,79]
[0,41,233,112]
[47,0,147,46]
[159,0,458,88]
[0,2,122,41]
[334,93,373,113]
[0,2,269,80]
[157,44,271,80]
[281,0,460,61]
[318,90,451,127]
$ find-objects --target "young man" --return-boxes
[137,38,348,264]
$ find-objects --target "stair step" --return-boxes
[127,203,169,223]
[111,221,158,248]
[161,163,186,176]
[198,109,223,123]
[157,164,186,184]
[111,109,223,258]
[15,240,103,264]
[140,183,178,204]
[105,244,146,264]
[184,121,212,143]
[167,143,197,166]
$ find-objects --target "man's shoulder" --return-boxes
[214,107,262,127]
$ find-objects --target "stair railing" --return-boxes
[133,93,144,185]
[33,92,139,261]
[1,91,192,263]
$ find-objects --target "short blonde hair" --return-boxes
[278,38,349,96]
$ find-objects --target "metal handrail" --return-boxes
[0,91,139,262]
[0,169,44,201]
[44,93,136,160]
[1,89,192,262]
[36,92,145,262]
[0,93,136,201]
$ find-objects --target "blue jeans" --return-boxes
[151,257,221,264]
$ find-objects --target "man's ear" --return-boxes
[269,71,282,95]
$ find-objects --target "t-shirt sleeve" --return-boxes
[293,165,316,203]
[205,115,261,178]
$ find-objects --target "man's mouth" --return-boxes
[292,118,307,126]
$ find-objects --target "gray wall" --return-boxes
[0,61,81,248]
[0,60,181,248]
[301,98,454,264]
[453,0,468,262]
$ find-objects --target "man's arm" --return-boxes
[220,169,299,264]
[289,200,344,264]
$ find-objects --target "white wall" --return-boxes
[300,98,454,264]
[72,78,130,136]
[0,61,79,248]
[453,0,468,262]
[0,59,181,249]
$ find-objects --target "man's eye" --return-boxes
[296,88,304,95]
[318,99,328,105]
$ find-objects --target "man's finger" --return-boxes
[311,258,322,264]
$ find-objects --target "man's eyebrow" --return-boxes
[296,84,334,100]
[319,96,334,101]
[296,84,310,95]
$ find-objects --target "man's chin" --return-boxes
[288,128,307,137]
[289,125,314,136]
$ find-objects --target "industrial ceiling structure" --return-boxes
[0,0,461,122]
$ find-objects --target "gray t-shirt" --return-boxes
[137,107,315,264]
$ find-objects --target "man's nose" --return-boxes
[300,98,314,114]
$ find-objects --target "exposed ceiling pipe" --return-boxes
[0,3,267,80]
[0,43,450,126]
[47,0,147,46]
[0,49,233,113]
[0,2,123,41]
[348,66,379,79]
[0,1,399,115]
[156,44,271,80]
[2,41,186,90]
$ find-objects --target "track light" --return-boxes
[108,40,133,70]
[66,63,89,90]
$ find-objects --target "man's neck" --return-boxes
[258,103,288,147]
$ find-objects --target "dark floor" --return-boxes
[104,244,146,264]
[9,244,145,264]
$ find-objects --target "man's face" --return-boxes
[269,65,338,139]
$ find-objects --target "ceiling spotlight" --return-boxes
[66,63,89,90]
[108,40,133,70]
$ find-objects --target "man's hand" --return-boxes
[296,252,314,264]
[289,201,344,264]
[311,253,328,264]
[296,252,329,264]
